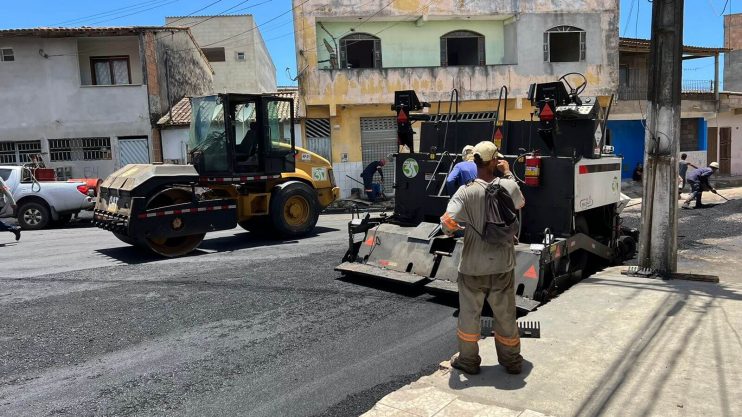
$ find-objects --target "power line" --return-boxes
[165,0,253,30]
[88,0,182,25]
[623,0,637,36]
[52,0,170,26]
[165,0,225,26]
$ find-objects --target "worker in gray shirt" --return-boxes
[0,176,21,241]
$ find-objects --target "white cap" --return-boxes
[461,145,475,155]
[472,141,504,162]
[709,162,720,169]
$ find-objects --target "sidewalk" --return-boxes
[362,267,742,417]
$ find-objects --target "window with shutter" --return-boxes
[544,26,586,63]
[440,30,485,66]
[338,33,381,69]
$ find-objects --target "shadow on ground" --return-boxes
[94,226,339,264]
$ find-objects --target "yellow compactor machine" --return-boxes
[94,93,339,257]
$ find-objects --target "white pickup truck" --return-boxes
[0,165,95,230]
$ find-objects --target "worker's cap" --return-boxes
[709,162,720,169]
[461,145,475,155]
[472,141,504,162]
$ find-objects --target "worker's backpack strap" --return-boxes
[471,178,519,245]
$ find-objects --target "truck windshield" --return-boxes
[189,96,229,172]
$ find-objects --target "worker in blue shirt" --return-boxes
[446,145,478,195]
[682,162,719,209]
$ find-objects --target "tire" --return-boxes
[17,201,50,230]
[238,217,275,234]
[269,182,319,238]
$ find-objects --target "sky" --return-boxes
[0,0,737,87]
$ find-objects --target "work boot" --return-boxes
[450,354,480,375]
[12,227,20,241]
[504,364,522,375]
[695,203,710,209]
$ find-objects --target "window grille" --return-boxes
[544,26,586,62]
[49,137,112,161]
[0,141,42,164]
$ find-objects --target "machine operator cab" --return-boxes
[188,94,295,176]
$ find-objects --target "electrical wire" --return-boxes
[165,0,225,26]
[51,0,173,26]
[88,0,182,25]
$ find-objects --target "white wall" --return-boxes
[162,127,190,163]
[710,111,742,175]
[167,15,277,94]
[0,36,152,179]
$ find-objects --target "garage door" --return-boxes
[305,118,332,162]
[360,117,397,195]
[118,137,150,167]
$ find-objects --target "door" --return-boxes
[305,119,332,162]
[719,127,731,175]
[118,137,150,167]
[360,117,397,195]
[707,127,718,166]
[262,97,295,175]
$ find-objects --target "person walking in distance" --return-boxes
[0,176,21,241]
[446,145,478,195]
[440,141,525,375]
[682,162,720,209]
[678,153,697,194]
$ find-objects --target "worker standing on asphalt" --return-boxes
[446,145,478,195]
[0,176,21,241]
[440,141,525,375]
[360,159,386,201]
[682,162,720,209]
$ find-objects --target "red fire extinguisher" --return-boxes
[524,152,541,187]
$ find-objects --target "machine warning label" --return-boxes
[312,167,327,181]
[402,158,419,178]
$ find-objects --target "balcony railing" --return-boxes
[617,79,715,101]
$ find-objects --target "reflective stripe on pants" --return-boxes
[456,270,522,370]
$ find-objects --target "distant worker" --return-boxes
[440,141,525,375]
[446,145,478,195]
[632,162,643,182]
[678,153,697,193]
[0,176,21,241]
[361,159,386,201]
[682,162,720,209]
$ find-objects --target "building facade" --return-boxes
[165,15,276,94]
[293,0,620,197]
[0,27,213,179]
[608,38,725,179]
[713,13,742,176]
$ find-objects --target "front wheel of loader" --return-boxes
[269,181,319,238]
[141,188,205,257]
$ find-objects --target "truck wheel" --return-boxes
[238,217,274,234]
[17,202,50,230]
[141,188,205,257]
[270,182,319,238]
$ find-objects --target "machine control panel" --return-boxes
[555,97,600,119]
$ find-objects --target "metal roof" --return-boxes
[0,26,189,38]
[158,87,299,128]
[619,37,729,55]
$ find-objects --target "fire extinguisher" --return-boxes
[524,152,541,187]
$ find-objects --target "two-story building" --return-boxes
[608,38,727,178]
[0,26,213,179]
[165,14,276,94]
[293,0,619,197]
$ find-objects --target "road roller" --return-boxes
[94,93,339,257]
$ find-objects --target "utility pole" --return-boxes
[638,0,684,274]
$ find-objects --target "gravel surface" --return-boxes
[620,186,742,283]
[0,214,457,416]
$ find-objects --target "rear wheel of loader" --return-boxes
[141,188,205,257]
[269,182,319,238]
